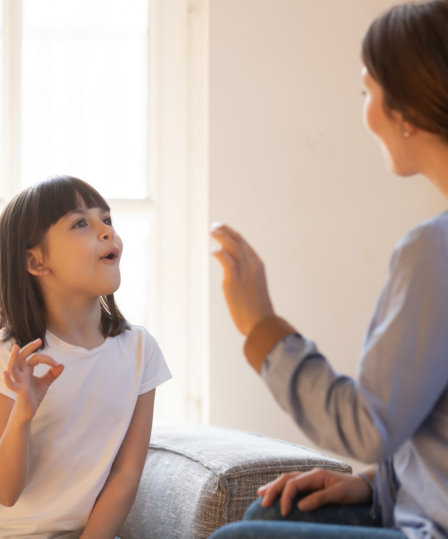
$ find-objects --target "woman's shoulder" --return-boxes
[396,211,448,255]
[390,211,448,281]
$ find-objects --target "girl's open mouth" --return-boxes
[101,248,119,261]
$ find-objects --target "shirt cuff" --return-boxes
[244,315,298,373]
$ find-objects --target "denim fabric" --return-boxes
[208,495,406,539]
[244,495,381,526]
[209,521,406,538]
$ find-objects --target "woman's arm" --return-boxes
[211,222,448,462]
[81,389,155,539]
[0,340,63,506]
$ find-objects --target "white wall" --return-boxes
[207,0,445,470]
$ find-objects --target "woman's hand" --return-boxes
[258,468,374,516]
[211,224,275,336]
[3,338,64,422]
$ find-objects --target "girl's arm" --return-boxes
[0,340,63,506]
[81,389,155,539]
[0,394,30,506]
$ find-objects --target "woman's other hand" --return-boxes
[257,468,374,516]
[211,223,275,336]
[3,339,64,422]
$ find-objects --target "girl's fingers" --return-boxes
[38,364,64,387]
[26,353,61,370]
[17,339,42,369]
[7,344,21,380]
[3,370,19,391]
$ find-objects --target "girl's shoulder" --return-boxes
[0,336,14,364]
[112,324,161,353]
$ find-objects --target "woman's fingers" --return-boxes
[296,484,342,512]
[211,247,238,276]
[211,223,242,242]
[211,224,240,248]
[258,473,300,507]
[259,469,341,516]
[211,224,258,266]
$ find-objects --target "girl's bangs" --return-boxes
[27,176,110,247]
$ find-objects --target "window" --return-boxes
[1,0,208,424]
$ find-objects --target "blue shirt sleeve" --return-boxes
[261,216,448,463]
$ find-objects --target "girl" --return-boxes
[0,176,171,538]
[211,1,448,538]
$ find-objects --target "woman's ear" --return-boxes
[402,119,417,139]
[26,248,49,276]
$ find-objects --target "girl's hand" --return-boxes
[3,339,64,422]
[211,224,275,336]
[257,468,373,516]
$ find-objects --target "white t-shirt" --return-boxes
[0,325,171,538]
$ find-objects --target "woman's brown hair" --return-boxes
[362,0,448,142]
[0,176,129,347]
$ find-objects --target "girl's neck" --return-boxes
[44,295,105,350]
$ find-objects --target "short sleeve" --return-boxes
[138,330,171,395]
[0,339,15,400]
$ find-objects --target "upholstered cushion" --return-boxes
[119,423,351,539]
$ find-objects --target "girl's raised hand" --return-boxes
[3,338,64,421]
[257,468,373,516]
[211,224,275,336]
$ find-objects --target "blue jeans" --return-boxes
[209,494,406,538]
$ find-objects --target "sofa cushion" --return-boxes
[119,423,351,539]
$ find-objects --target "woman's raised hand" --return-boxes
[3,339,64,421]
[257,468,373,516]
[211,224,275,336]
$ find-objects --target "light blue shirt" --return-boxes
[261,212,448,538]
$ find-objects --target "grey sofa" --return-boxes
[119,423,351,539]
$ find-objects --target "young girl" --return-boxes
[211,1,448,538]
[0,176,171,538]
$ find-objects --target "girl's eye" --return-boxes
[73,218,87,229]
[104,217,113,226]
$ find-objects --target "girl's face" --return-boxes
[28,203,123,301]
[362,66,418,177]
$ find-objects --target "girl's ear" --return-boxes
[26,248,49,276]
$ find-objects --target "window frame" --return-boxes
[0,0,208,424]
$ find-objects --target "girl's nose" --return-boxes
[99,223,114,240]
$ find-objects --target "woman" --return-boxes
[211,1,448,537]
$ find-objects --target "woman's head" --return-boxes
[0,176,128,346]
[362,0,448,143]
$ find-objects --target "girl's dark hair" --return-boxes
[362,0,448,142]
[0,176,129,346]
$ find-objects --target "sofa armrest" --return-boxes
[119,423,351,539]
